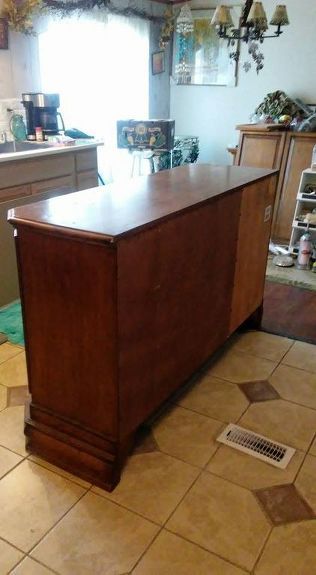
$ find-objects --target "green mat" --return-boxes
[0,300,24,346]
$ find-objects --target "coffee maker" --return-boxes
[22,93,65,138]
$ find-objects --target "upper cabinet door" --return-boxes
[236,131,286,170]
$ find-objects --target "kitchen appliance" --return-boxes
[22,93,65,138]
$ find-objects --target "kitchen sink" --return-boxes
[0,141,52,154]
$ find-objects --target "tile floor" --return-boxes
[0,331,315,574]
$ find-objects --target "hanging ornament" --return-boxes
[176,3,194,35]
[159,7,174,49]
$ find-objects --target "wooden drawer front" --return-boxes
[75,149,98,172]
[77,170,98,191]
[31,175,76,196]
[0,153,75,188]
[0,184,31,203]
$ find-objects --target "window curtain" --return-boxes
[37,12,149,182]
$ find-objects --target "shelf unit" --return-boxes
[289,169,316,254]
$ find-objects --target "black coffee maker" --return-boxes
[22,93,65,138]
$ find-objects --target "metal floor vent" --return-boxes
[217,424,295,469]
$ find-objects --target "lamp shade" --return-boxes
[246,2,268,30]
[211,5,234,28]
[270,5,289,26]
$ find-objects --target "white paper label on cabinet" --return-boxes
[264,205,272,223]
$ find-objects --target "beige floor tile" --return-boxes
[207,445,305,490]
[0,538,24,575]
[0,343,22,365]
[270,364,316,409]
[132,530,248,575]
[11,557,56,575]
[31,491,158,575]
[0,353,28,388]
[0,459,85,552]
[0,385,7,411]
[282,340,316,374]
[92,452,199,525]
[166,472,271,572]
[208,350,277,384]
[0,406,27,456]
[177,375,249,423]
[239,399,316,452]
[28,455,91,489]
[295,454,316,513]
[230,331,293,362]
[0,445,23,478]
[152,406,224,467]
[255,521,316,575]
[310,437,316,456]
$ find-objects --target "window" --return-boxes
[38,14,149,181]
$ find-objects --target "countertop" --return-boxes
[8,164,277,242]
[0,139,103,163]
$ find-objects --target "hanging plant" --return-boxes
[1,0,162,35]
[159,7,174,50]
[1,0,42,35]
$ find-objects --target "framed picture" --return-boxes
[0,19,8,50]
[152,51,165,75]
[172,7,241,86]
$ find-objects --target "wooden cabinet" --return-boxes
[76,170,98,190]
[0,185,31,203]
[235,126,316,241]
[0,146,99,307]
[31,175,76,196]
[9,165,277,491]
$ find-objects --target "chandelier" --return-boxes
[211,1,289,44]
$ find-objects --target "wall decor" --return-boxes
[0,18,8,49]
[152,51,165,75]
[173,8,241,86]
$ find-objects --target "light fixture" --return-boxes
[211,1,289,44]
[176,3,194,35]
[174,4,194,84]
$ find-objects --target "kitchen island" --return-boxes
[9,164,277,491]
[0,139,101,306]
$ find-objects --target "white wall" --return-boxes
[170,0,316,164]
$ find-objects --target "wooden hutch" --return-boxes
[235,124,316,241]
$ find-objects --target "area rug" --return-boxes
[0,301,24,346]
[266,256,316,292]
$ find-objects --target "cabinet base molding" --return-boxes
[25,402,133,491]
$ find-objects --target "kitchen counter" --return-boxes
[9,165,277,490]
[0,140,101,307]
[0,139,102,163]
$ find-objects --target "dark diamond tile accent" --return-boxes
[7,385,29,407]
[133,425,159,455]
[255,484,315,525]
[0,333,8,345]
[239,380,280,403]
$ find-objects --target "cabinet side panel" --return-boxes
[16,228,118,437]
[117,193,241,437]
[229,176,277,333]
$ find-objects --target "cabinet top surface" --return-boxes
[9,164,276,242]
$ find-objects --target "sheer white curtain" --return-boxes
[38,12,149,182]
